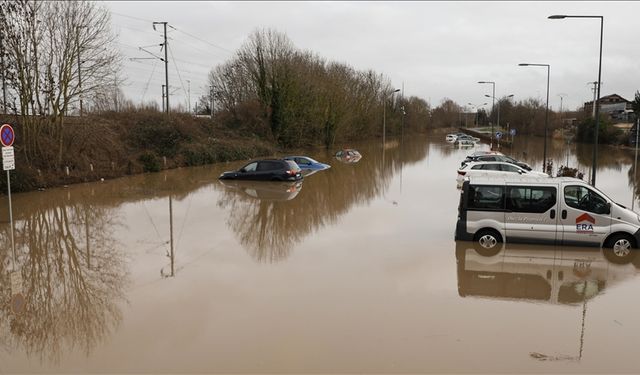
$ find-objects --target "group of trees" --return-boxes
[200,29,431,149]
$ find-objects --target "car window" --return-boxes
[481,164,501,171]
[295,157,311,165]
[257,161,281,171]
[506,186,556,213]
[564,185,609,214]
[242,162,258,172]
[468,185,505,210]
[500,164,521,173]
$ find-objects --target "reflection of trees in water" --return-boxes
[215,137,429,262]
[0,190,128,364]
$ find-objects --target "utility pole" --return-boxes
[162,85,166,112]
[187,80,191,114]
[153,21,169,113]
[210,85,214,118]
[76,26,84,116]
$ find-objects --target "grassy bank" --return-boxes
[0,110,277,193]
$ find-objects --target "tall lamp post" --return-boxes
[549,14,603,186]
[478,81,496,147]
[383,88,400,146]
[519,63,550,173]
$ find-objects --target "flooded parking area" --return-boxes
[2,133,640,373]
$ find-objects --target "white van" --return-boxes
[455,176,640,257]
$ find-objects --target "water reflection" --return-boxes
[0,189,128,364]
[456,241,640,362]
[219,180,303,201]
[455,241,639,305]
[214,137,429,263]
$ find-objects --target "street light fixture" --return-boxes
[519,63,550,173]
[549,14,603,186]
[383,88,401,146]
[478,81,496,147]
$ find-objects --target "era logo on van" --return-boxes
[576,213,595,233]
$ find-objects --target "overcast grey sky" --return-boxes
[105,1,640,113]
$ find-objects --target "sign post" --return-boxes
[1,123,19,311]
[496,131,502,150]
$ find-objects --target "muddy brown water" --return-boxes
[2,133,640,373]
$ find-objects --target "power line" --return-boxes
[141,60,159,101]
[168,45,189,107]
[171,26,234,54]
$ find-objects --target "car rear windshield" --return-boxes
[286,160,301,171]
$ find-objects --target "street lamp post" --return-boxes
[478,81,496,147]
[383,88,400,146]
[519,63,550,173]
[549,14,603,186]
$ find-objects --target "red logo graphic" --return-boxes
[576,213,595,224]
[576,213,595,233]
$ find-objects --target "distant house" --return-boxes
[584,94,636,123]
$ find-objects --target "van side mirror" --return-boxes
[605,202,611,215]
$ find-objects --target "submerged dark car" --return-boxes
[219,159,303,181]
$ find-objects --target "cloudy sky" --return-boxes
[105,1,640,113]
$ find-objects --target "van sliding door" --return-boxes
[504,185,559,245]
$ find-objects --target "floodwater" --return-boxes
[2,132,640,373]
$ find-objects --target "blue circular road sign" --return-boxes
[1,124,15,147]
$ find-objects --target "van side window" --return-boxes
[467,185,505,210]
[564,186,609,214]
[506,186,556,213]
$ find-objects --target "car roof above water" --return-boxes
[467,175,584,185]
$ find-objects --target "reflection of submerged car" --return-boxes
[219,180,303,201]
[283,156,331,174]
[219,159,302,181]
[453,139,475,147]
[455,241,639,305]
[335,149,362,163]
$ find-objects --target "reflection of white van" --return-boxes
[455,242,639,304]
[455,176,640,260]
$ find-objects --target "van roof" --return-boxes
[467,175,585,185]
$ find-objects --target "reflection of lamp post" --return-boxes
[478,81,496,147]
[519,63,550,172]
[549,14,603,186]
[468,102,487,127]
[383,88,401,146]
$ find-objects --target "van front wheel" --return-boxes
[604,234,637,264]
[474,229,502,250]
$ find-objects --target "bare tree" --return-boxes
[0,0,121,166]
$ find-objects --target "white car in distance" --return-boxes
[457,161,548,183]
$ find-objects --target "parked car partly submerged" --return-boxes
[462,153,532,171]
[283,156,331,173]
[219,159,303,181]
[335,149,362,163]
[457,161,548,183]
